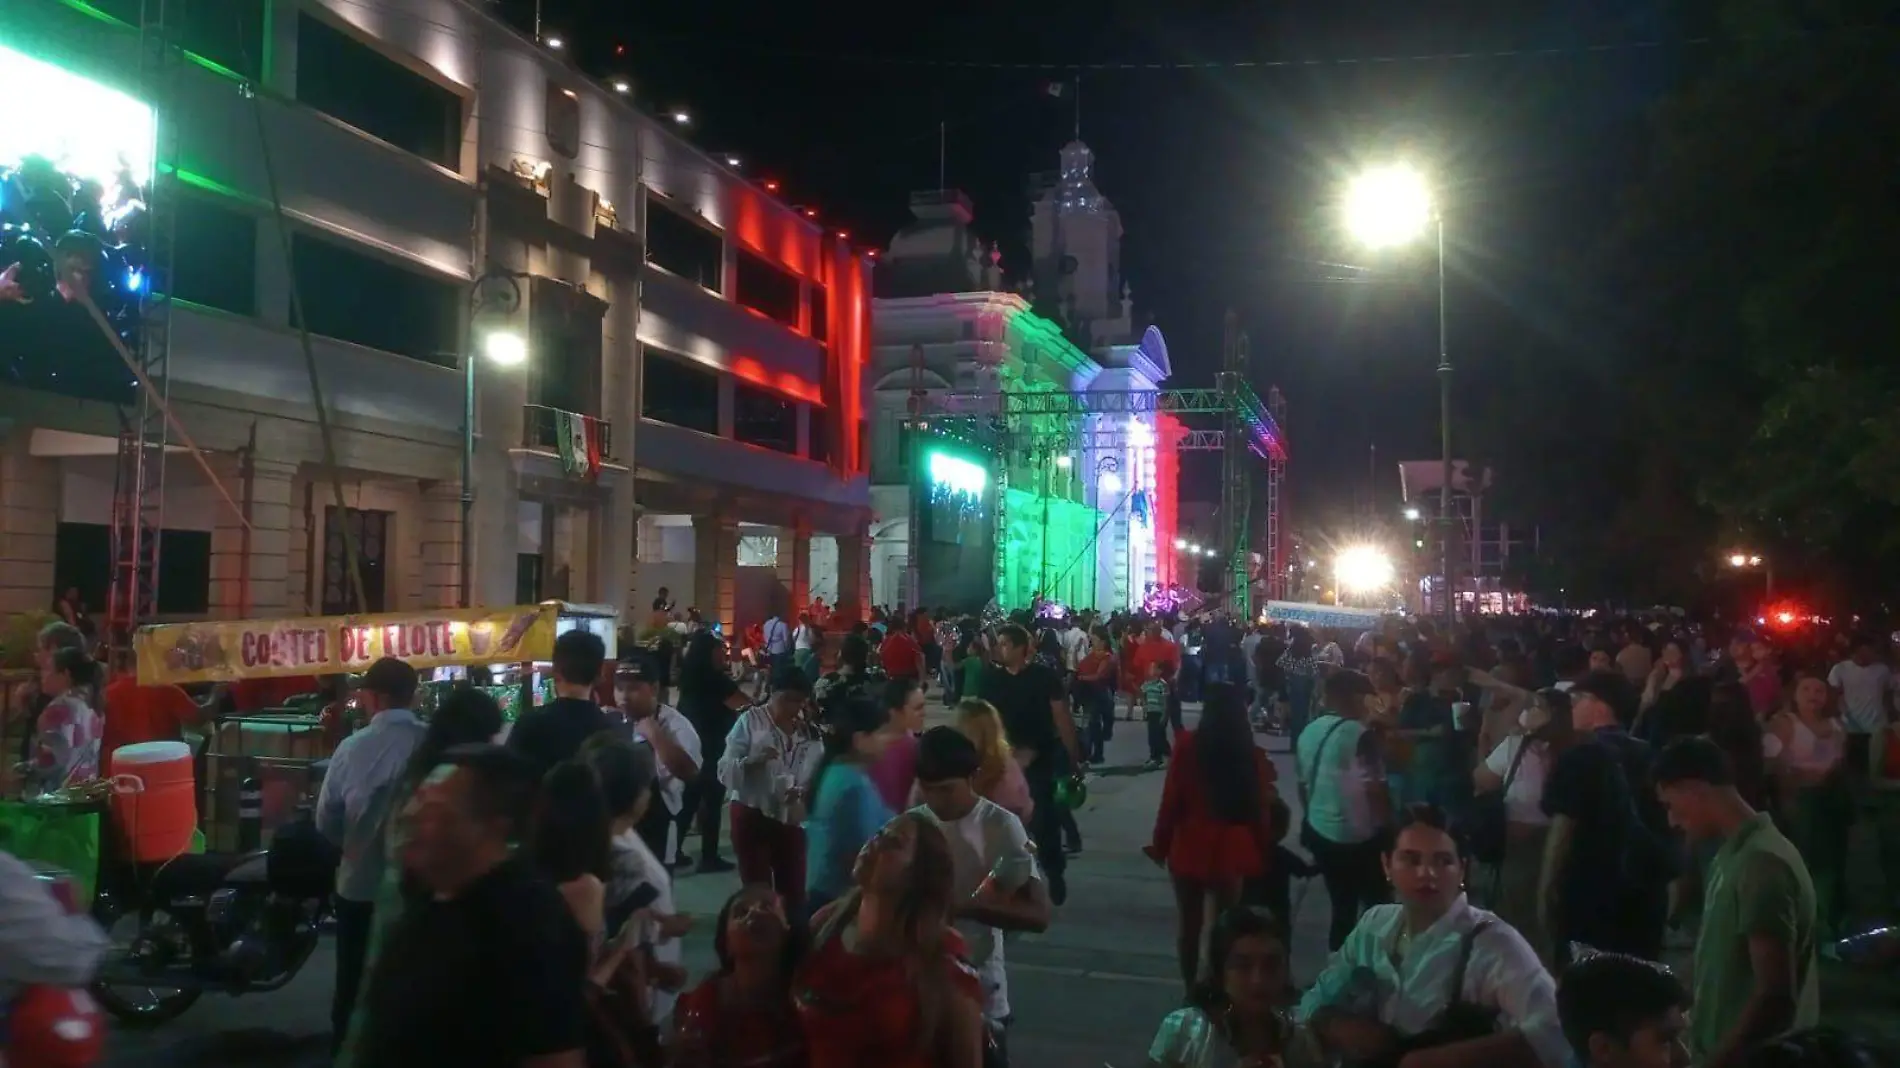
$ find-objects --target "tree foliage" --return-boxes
[1476,0,1900,608]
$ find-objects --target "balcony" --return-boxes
[522,404,615,461]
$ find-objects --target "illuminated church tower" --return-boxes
[1028,141,1135,353]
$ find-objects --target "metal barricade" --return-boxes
[202,713,332,851]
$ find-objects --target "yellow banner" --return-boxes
[134,605,561,685]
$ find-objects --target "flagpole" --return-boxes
[1074,74,1081,140]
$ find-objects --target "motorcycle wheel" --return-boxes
[89,894,203,1026]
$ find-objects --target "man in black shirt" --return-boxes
[978,623,1082,905]
[354,744,588,1068]
[1540,671,1674,966]
[507,629,609,775]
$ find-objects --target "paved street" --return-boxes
[97,703,1900,1066]
[100,705,1248,1068]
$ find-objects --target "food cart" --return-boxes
[134,603,564,847]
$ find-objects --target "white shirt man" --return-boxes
[762,615,793,657]
[914,795,1040,1025]
[912,728,1052,1040]
[1058,623,1090,671]
[1828,647,1894,736]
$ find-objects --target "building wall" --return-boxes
[0,0,873,625]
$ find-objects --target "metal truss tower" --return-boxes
[913,374,1289,617]
[107,0,182,642]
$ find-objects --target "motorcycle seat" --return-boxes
[147,850,270,901]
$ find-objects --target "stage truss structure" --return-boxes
[903,370,1288,616]
[107,0,183,640]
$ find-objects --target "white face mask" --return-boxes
[1519,705,1550,732]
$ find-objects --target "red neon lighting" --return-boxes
[723,174,869,480]
[1154,414,1185,588]
[731,355,824,405]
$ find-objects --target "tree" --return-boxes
[1609,0,1900,606]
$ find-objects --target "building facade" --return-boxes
[0,0,871,632]
[868,142,1180,614]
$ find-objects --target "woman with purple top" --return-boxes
[867,677,926,811]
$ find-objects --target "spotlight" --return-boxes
[611,80,630,95]
[672,111,690,125]
[545,36,564,50]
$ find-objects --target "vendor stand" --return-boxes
[132,603,562,847]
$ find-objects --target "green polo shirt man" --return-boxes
[1654,737,1819,1068]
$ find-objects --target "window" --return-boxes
[809,283,828,342]
[322,507,390,615]
[545,83,580,159]
[171,192,257,315]
[644,194,723,291]
[734,249,800,329]
[291,233,460,365]
[296,13,461,168]
[733,382,797,454]
[808,408,833,465]
[529,276,604,414]
[641,350,720,435]
[53,524,209,617]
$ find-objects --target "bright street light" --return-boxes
[1335,545,1396,594]
[481,329,528,367]
[1204,548,1217,558]
[1340,161,1451,620]
[1173,538,1188,550]
[1403,507,1421,522]
[1343,164,1432,249]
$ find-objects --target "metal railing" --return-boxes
[522,404,615,461]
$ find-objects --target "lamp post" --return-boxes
[1343,164,1451,620]
[461,265,530,608]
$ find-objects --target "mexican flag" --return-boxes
[555,410,602,480]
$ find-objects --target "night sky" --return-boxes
[502,0,1689,524]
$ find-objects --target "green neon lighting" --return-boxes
[1000,487,1102,612]
[927,449,988,496]
[47,0,252,83]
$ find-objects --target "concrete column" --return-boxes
[692,514,737,638]
[775,519,811,617]
[600,274,638,619]
[419,480,462,609]
[0,443,58,615]
[833,527,870,624]
[209,454,295,620]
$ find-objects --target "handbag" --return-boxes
[1297,718,1351,855]
[1367,922,1498,1068]
[1468,737,1532,867]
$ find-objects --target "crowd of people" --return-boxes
[5,597,1899,1068]
[1133,610,1896,1068]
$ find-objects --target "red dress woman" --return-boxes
[673,886,807,1068]
[1147,684,1278,990]
[792,812,986,1068]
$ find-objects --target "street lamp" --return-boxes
[1343,163,1450,620]
[462,264,531,607]
[1403,506,1421,522]
[1335,545,1396,606]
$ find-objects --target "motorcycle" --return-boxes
[88,796,339,1026]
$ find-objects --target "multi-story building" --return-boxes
[868,143,1180,614]
[0,0,872,633]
